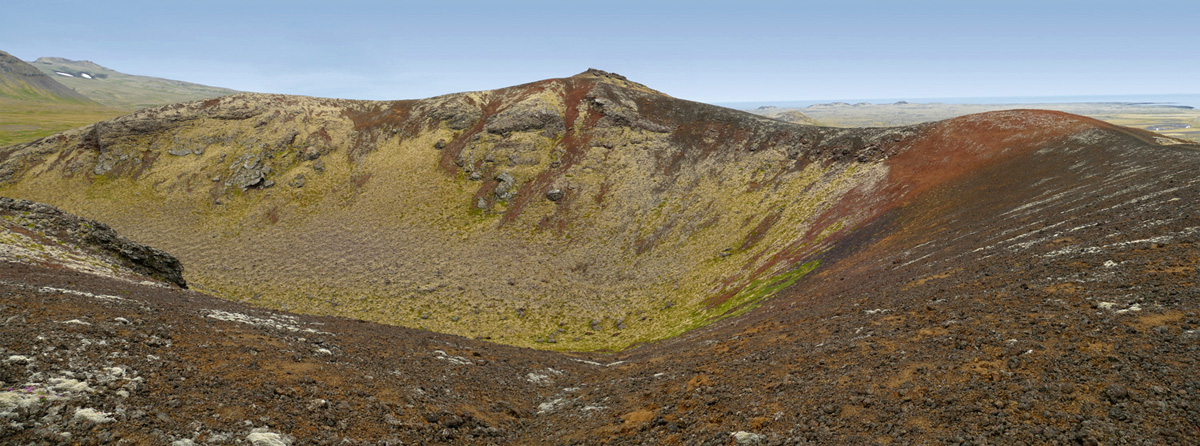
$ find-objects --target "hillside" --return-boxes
[0,69,886,351]
[2,68,1199,444]
[753,106,819,125]
[2,112,1199,444]
[1,69,1197,355]
[0,51,124,146]
[0,51,96,104]
[31,57,239,110]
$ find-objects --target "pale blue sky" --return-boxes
[2,0,1197,103]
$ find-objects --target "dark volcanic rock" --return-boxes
[494,172,516,201]
[484,98,565,135]
[0,197,186,287]
[226,154,270,190]
[428,97,482,130]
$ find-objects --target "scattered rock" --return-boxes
[74,408,114,423]
[546,189,564,202]
[731,431,763,444]
[226,154,270,191]
[247,428,291,446]
[494,173,516,201]
[167,146,193,156]
[1105,384,1130,402]
[300,146,321,161]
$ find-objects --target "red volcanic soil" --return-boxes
[3,110,1200,445]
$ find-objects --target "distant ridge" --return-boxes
[31,56,239,110]
[0,51,97,104]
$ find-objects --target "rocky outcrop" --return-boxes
[426,95,483,130]
[484,97,565,135]
[0,197,186,287]
[226,154,273,190]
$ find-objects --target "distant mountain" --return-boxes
[31,56,239,110]
[0,51,97,104]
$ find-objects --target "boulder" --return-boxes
[494,173,516,201]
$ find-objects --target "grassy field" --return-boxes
[1091,112,1200,142]
[0,98,124,147]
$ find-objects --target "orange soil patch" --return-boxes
[1045,283,1082,294]
[686,374,713,392]
[1134,310,1184,329]
[621,408,657,426]
[903,270,954,290]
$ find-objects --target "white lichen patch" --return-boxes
[0,389,57,416]
[526,368,567,385]
[203,309,327,334]
[48,377,95,393]
[73,407,114,423]
[39,285,128,302]
[526,372,553,385]
[0,376,97,418]
[1097,302,1143,314]
[537,397,567,414]
[4,355,32,364]
[732,431,764,444]
[432,350,473,365]
[247,428,292,446]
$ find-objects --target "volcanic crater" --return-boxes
[1,70,1199,445]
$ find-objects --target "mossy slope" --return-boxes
[0,70,922,350]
